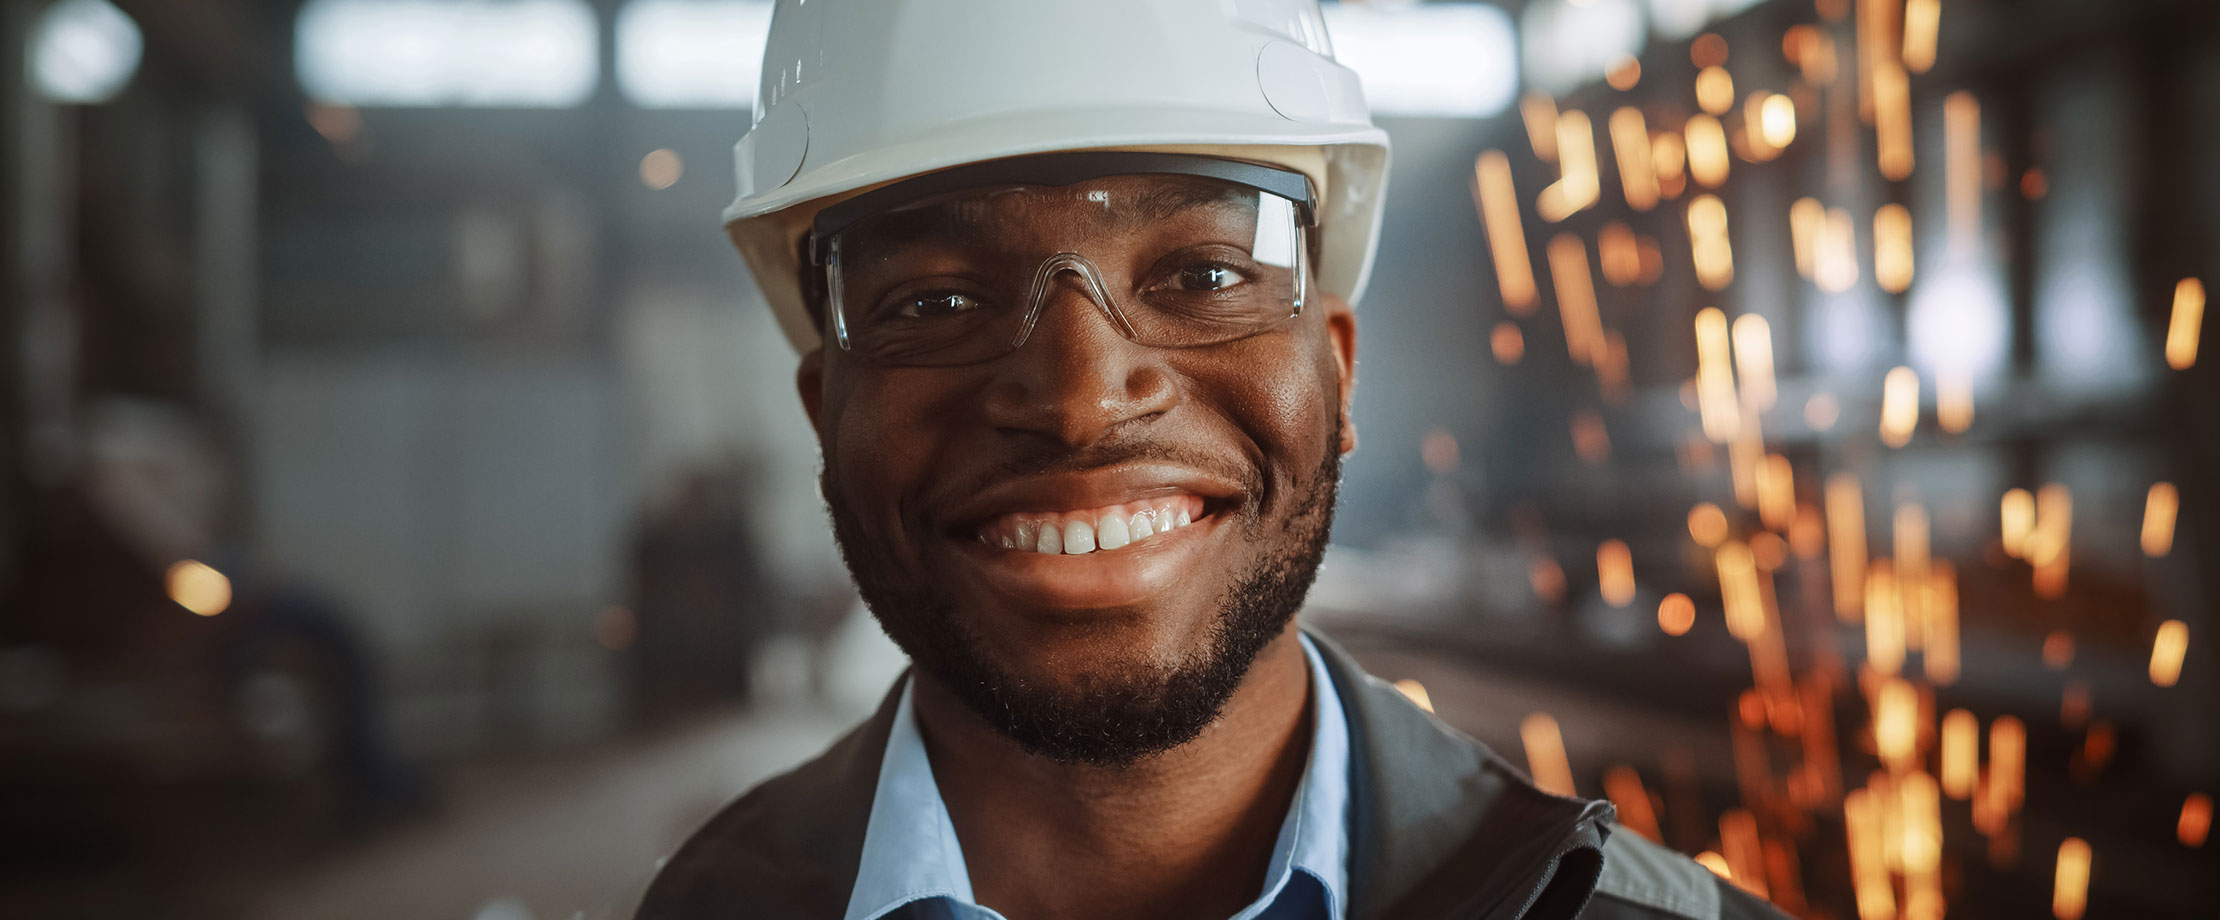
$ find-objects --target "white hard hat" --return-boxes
[723,0,1392,353]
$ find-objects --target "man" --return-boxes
[640,1,1786,918]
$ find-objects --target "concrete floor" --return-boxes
[245,612,909,920]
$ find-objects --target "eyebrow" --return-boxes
[851,201,995,250]
[1125,183,1253,224]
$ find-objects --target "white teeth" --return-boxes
[1062,519,1096,554]
[1097,514,1131,550]
[987,499,1202,554]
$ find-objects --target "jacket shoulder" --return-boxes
[634,687,901,919]
[1309,629,1611,920]
[1582,832,1789,920]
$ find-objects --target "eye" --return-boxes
[892,292,984,319]
[1167,263,1249,293]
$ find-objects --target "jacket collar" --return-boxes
[1307,629,1614,920]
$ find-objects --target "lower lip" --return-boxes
[946,512,1227,611]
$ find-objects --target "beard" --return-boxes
[822,421,1342,768]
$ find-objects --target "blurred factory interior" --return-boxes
[1,0,2215,918]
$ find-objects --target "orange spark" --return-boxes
[1731,314,1776,412]
[1520,93,1560,162]
[2001,488,2035,558]
[1688,195,1734,290]
[1945,92,1981,255]
[2143,482,2179,556]
[1902,0,1941,73]
[1717,540,1765,641]
[1603,765,1662,842]
[1827,474,1868,621]
[2182,794,2212,847]
[2053,838,2091,920]
[2151,619,2189,688]
[1548,234,1607,366]
[1875,203,1914,294]
[1521,712,1578,797]
[1879,366,1920,448]
[1474,151,1538,313]
[1940,709,1978,799]
[1659,593,1697,636]
[1695,308,1742,442]
[1686,115,1731,188]
[1609,108,1660,211]
[1597,539,1636,607]
[2167,278,2205,370]
[1491,321,1526,365]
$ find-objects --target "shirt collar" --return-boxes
[1237,632,1352,920]
[842,678,977,920]
[843,633,1352,920]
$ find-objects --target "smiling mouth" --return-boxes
[974,494,1211,555]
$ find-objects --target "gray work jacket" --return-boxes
[637,629,1787,920]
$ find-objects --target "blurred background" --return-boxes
[1,0,2213,917]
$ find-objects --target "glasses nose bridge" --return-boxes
[1011,252,1140,350]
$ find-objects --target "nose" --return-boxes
[980,266,1178,448]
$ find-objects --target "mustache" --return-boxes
[917,437,1264,518]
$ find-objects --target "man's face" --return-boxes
[799,174,1358,766]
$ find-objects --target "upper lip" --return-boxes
[935,462,1246,533]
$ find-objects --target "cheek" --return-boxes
[1200,328,1342,490]
[821,368,950,537]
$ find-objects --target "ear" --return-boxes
[796,347,827,436]
[1322,295,1358,455]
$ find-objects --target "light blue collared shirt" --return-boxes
[842,634,1353,920]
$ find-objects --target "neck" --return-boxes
[911,626,1314,920]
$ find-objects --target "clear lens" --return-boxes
[828,174,1307,366]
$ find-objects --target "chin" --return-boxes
[958,603,1216,693]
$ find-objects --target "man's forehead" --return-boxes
[859,175,1261,245]
[963,175,1257,218]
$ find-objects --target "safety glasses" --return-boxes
[807,153,1317,367]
